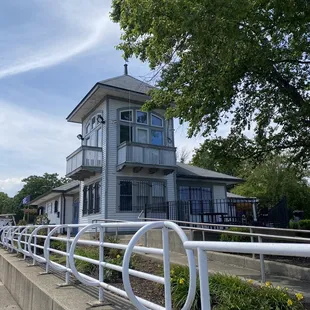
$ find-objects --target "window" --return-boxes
[94,182,100,213]
[91,117,96,129]
[120,181,132,211]
[86,123,90,134]
[97,128,102,147]
[119,179,165,212]
[83,183,101,215]
[151,130,163,145]
[85,137,90,146]
[137,111,147,124]
[83,187,88,215]
[179,186,213,215]
[54,201,58,213]
[136,128,148,144]
[151,114,163,127]
[120,110,133,122]
[88,184,94,214]
[120,125,132,144]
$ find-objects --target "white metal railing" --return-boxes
[138,215,310,283]
[1,221,310,310]
[184,241,310,310]
[0,221,196,310]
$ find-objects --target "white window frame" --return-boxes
[151,113,163,127]
[120,109,134,122]
[151,129,164,146]
[136,127,149,144]
[136,110,148,125]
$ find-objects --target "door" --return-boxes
[72,202,79,236]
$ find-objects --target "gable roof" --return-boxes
[67,74,155,123]
[29,181,80,206]
[99,74,154,95]
[176,162,243,183]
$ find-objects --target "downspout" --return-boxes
[62,192,66,225]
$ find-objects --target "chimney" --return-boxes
[124,63,128,75]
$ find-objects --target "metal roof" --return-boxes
[99,74,154,95]
[227,192,246,199]
[29,181,79,206]
[176,162,243,183]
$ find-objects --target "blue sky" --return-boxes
[0,1,209,197]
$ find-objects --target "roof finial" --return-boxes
[124,63,128,75]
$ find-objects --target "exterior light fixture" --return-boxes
[77,134,84,140]
[97,115,105,124]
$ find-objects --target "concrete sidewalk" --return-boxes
[0,280,21,310]
[146,252,310,302]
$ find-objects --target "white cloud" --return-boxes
[0,1,117,80]
[0,99,80,191]
[0,178,24,197]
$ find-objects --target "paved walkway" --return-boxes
[0,280,20,310]
[145,252,310,302]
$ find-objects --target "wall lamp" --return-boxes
[97,115,105,124]
[77,134,84,141]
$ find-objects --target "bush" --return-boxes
[220,227,251,242]
[298,220,310,230]
[289,221,300,230]
[170,266,304,309]
[17,219,27,226]
[50,240,66,252]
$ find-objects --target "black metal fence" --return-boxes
[144,197,289,228]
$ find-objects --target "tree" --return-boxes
[191,134,255,176]
[13,173,69,208]
[232,156,310,216]
[177,147,191,163]
[0,192,13,214]
[111,0,310,165]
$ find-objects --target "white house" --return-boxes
[29,181,80,226]
[64,65,243,225]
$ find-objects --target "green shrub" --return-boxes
[220,227,251,242]
[170,266,304,310]
[298,219,310,230]
[289,221,300,230]
[17,219,27,226]
[50,240,66,252]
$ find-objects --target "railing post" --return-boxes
[65,227,71,285]
[98,226,104,303]
[198,248,211,310]
[45,227,50,274]
[162,227,172,309]
[250,227,255,259]
[258,236,266,283]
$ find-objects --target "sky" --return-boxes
[0,1,222,197]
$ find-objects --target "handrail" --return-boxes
[138,216,310,237]
[184,241,310,310]
[0,221,196,310]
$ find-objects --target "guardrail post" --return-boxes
[162,226,172,309]
[32,231,37,265]
[98,226,104,303]
[45,227,50,274]
[65,227,71,285]
[258,236,266,283]
[198,248,211,310]
[250,228,255,259]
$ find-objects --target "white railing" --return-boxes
[184,241,310,310]
[117,142,176,167]
[0,221,196,310]
[138,215,310,283]
[66,146,102,175]
[1,221,310,310]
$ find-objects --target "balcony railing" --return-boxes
[66,146,102,180]
[117,142,176,174]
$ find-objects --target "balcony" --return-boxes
[117,142,176,175]
[66,146,102,180]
